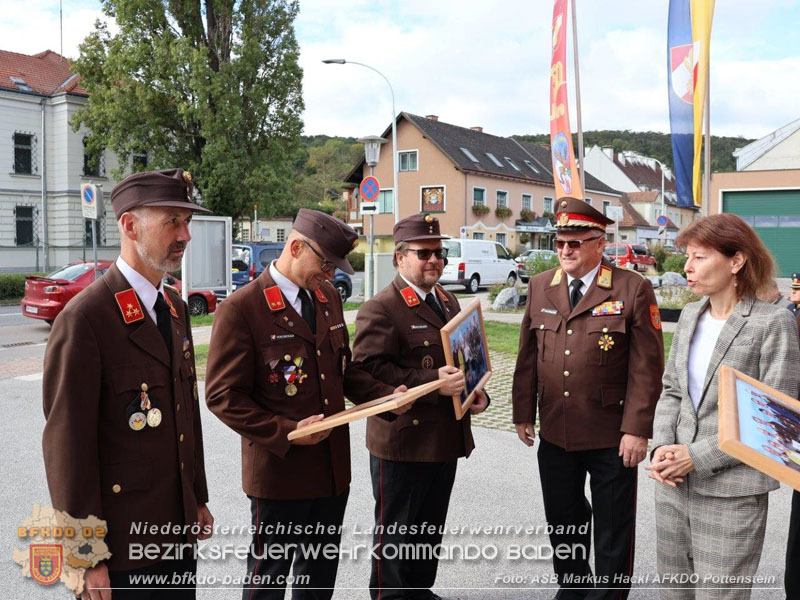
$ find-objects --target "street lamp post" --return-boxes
[357,135,387,301]
[322,59,399,224]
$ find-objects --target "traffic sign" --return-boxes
[81,183,103,220]
[360,203,378,215]
[656,215,668,227]
[360,176,380,202]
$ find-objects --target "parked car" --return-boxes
[21,261,113,325]
[515,248,558,283]
[231,242,353,302]
[162,275,218,316]
[439,239,519,293]
[604,243,656,272]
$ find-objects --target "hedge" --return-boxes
[0,273,42,301]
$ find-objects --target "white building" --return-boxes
[732,118,800,171]
[1,49,123,272]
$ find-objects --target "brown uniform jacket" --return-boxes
[352,275,475,462]
[205,270,393,500]
[512,261,664,451]
[42,263,208,572]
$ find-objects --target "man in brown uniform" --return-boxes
[352,213,488,600]
[512,197,663,600]
[205,209,397,600]
[43,169,213,599]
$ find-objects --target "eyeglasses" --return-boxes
[300,239,336,274]
[405,247,448,261]
[554,235,604,250]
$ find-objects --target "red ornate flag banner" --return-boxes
[549,0,583,200]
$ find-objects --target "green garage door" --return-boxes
[722,190,800,277]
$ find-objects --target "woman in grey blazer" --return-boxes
[647,214,800,599]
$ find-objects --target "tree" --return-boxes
[294,137,362,214]
[72,0,304,218]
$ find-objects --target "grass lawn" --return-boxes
[342,301,363,311]
[190,313,215,327]
[194,324,674,375]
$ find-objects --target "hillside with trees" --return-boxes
[512,130,753,173]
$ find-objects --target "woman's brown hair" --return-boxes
[675,213,775,299]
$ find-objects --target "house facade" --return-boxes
[345,113,622,253]
[1,49,122,272]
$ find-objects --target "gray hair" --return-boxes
[392,241,410,268]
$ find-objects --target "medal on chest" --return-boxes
[127,383,162,431]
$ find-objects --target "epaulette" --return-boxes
[549,268,563,287]
[115,289,145,324]
[400,286,421,307]
[264,285,286,311]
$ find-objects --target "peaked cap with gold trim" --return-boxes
[555,196,614,231]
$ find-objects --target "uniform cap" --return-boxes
[555,196,614,230]
[293,209,359,275]
[393,213,449,243]
[111,168,210,219]
[792,273,800,289]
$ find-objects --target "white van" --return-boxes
[440,239,520,293]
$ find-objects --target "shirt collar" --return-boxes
[399,273,435,302]
[269,261,303,305]
[116,256,165,313]
[565,262,602,292]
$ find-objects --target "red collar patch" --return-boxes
[435,285,449,303]
[400,286,421,307]
[163,291,179,318]
[264,286,286,311]
[115,289,145,324]
[314,288,328,303]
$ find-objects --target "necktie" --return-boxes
[154,292,173,356]
[569,279,584,310]
[299,290,316,334]
[425,292,446,323]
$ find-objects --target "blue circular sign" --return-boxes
[657,215,668,227]
[360,176,380,202]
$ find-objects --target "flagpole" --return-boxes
[570,0,586,196]
[703,68,711,216]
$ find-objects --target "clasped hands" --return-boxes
[645,444,695,487]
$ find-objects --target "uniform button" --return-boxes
[602,327,609,333]
[317,350,321,357]
[324,399,329,406]
[176,403,181,412]
[564,350,571,356]
[567,329,573,335]
[284,354,291,361]
[413,419,420,426]
[179,434,185,442]
[564,391,570,397]
[184,351,191,359]
[619,400,624,405]
[320,373,326,381]
[112,484,121,494]
[539,324,545,330]
[181,462,184,470]
[564,371,570,377]
[424,341,430,347]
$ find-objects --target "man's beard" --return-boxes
[135,240,184,273]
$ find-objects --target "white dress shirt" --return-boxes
[269,261,311,315]
[565,262,602,300]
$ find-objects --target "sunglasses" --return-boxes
[554,235,604,250]
[405,247,448,261]
[300,239,337,274]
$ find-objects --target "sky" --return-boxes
[2,0,799,142]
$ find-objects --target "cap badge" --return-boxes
[558,212,569,226]
[424,214,434,223]
[560,200,568,208]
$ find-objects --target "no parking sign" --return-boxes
[360,176,380,215]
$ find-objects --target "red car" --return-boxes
[21,261,216,325]
[604,243,657,273]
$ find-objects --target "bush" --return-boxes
[495,206,513,220]
[662,254,688,276]
[524,254,560,277]
[347,252,365,272]
[652,244,669,272]
[659,285,700,309]
[471,204,490,217]
[0,273,33,300]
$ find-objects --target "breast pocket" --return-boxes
[586,318,627,365]
[531,315,561,363]
[260,343,310,405]
[408,331,443,370]
[110,367,172,435]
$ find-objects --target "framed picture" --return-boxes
[421,185,446,213]
[440,297,492,419]
[287,379,444,441]
[718,365,800,491]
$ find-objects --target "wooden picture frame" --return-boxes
[287,379,444,441]
[440,297,492,419]
[718,365,800,491]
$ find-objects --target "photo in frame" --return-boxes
[440,297,492,419]
[718,365,800,491]
[420,185,445,213]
